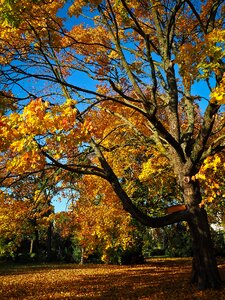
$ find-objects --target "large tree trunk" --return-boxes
[103,159,222,290]
[188,206,222,290]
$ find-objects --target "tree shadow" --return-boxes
[0,259,224,299]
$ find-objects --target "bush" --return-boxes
[164,223,192,257]
[211,230,225,256]
[120,242,145,265]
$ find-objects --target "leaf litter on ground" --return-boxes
[0,258,225,299]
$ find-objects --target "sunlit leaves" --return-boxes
[0,2,225,276]
[199,29,225,79]
[0,191,29,254]
[0,0,64,64]
[176,41,204,89]
[69,0,102,17]
[0,0,64,27]
[0,97,81,173]
[195,154,225,205]
[139,151,170,182]
[1,259,225,298]
[0,170,57,258]
[210,76,225,104]
[71,175,134,263]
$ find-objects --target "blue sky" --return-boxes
[3,2,218,213]
[53,197,70,213]
[52,4,214,213]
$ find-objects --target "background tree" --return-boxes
[70,175,136,264]
[0,171,58,261]
[0,0,225,290]
[0,190,29,258]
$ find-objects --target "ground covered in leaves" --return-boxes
[0,258,225,299]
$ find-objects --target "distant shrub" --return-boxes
[211,230,225,256]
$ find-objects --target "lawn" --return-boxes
[0,258,225,299]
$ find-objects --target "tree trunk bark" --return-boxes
[32,228,40,259]
[80,247,84,265]
[188,206,222,290]
[46,223,52,261]
[29,238,34,255]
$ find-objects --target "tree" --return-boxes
[70,175,135,264]
[0,190,29,258]
[0,0,225,289]
[0,172,56,260]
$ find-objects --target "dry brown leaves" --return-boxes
[0,258,225,299]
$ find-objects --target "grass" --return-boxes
[0,258,225,299]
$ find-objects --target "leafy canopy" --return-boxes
[0,0,225,229]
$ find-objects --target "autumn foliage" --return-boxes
[1,0,225,291]
[1,259,225,299]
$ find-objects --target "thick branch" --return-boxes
[185,0,206,34]
[39,148,108,179]
[107,162,190,227]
